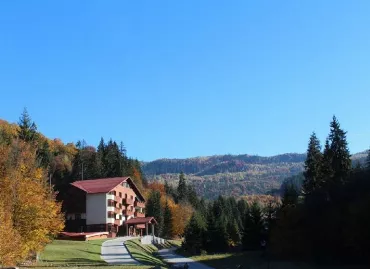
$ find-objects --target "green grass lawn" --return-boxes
[27,239,151,269]
[124,239,167,267]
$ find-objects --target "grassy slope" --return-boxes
[33,239,150,269]
[124,239,167,267]
[189,252,368,269]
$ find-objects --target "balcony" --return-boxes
[124,209,134,215]
[134,201,145,208]
[123,198,134,205]
[134,211,145,218]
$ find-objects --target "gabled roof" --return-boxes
[125,217,157,225]
[70,177,145,201]
[71,177,128,194]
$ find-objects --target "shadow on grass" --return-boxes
[125,240,167,267]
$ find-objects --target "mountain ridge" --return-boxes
[142,151,368,199]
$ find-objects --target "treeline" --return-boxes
[180,116,370,265]
[182,193,280,254]
[143,153,306,176]
[1,109,147,203]
[143,172,201,238]
[271,116,370,264]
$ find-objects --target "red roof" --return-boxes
[125,217,157,225]
[71,177,129,194]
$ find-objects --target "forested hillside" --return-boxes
[0,110,147,203]
[143,151,368,199]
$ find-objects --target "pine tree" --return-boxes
[227,219,241,246]
[328,116,351,183]
[321,138,334,183]
[282,184,299,207]
[242,202,264,250]
[162,200,173,239]
[177,172,187,203]
[187,185,199,208]
[146,191,163,235]
[17,108,38,142]
[303,132,323,195]
[183,212,207,255]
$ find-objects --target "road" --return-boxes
[100,236,140,265]
[157,247,214,269]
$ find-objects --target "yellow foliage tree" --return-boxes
[171,202,193,237]
[0,140,64,266]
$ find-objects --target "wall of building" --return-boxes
[86,193,107,225]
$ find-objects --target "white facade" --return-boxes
[86,193,108,225]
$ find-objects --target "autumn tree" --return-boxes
[0,140,64,266]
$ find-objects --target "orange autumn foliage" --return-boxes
[0,140,64,266]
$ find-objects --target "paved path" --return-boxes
[101,236,140,265]
[157,247,214,269]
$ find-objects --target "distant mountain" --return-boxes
[142,151,369,199]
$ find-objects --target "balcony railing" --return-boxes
[124,209,134,215]
[123,198,134,205]
[134,201,145,208]
[134,211,145,218]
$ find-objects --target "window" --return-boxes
[119,192,122,198]
[75,214,81,220]
[108,212,114,218]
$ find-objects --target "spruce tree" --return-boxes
[321,138,334,183]
[282,184,299,207]
[183,212,207,255]
[187,185,199,208]
[17,108,38,142]
[328,116,351,183]
[177,172,187,203]
[162,200,173,239]
[146,191,163,235]
[303,132,323,195]
[228,219,241,246]
[242,202,264,250]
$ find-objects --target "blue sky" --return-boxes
[0,1,369,161]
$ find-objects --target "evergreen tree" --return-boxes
[177,172,187,203]
[183,212,207,255]
[17,108,38,142]
[242,202,264,250]
[282,184,299,207]
[321,138,334,184]
[162,200,173,239]
[227,219,241,246]
[237,199,249,230]
[366,148,370,171]
[187,185,199,208]
[104,139,121,177]
[303,132,323,195]
[36,139,52,169]
[328,116,351,183]
[146,191,163,235]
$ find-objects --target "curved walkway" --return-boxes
[157,247,214,269]
[100,236,140,265]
